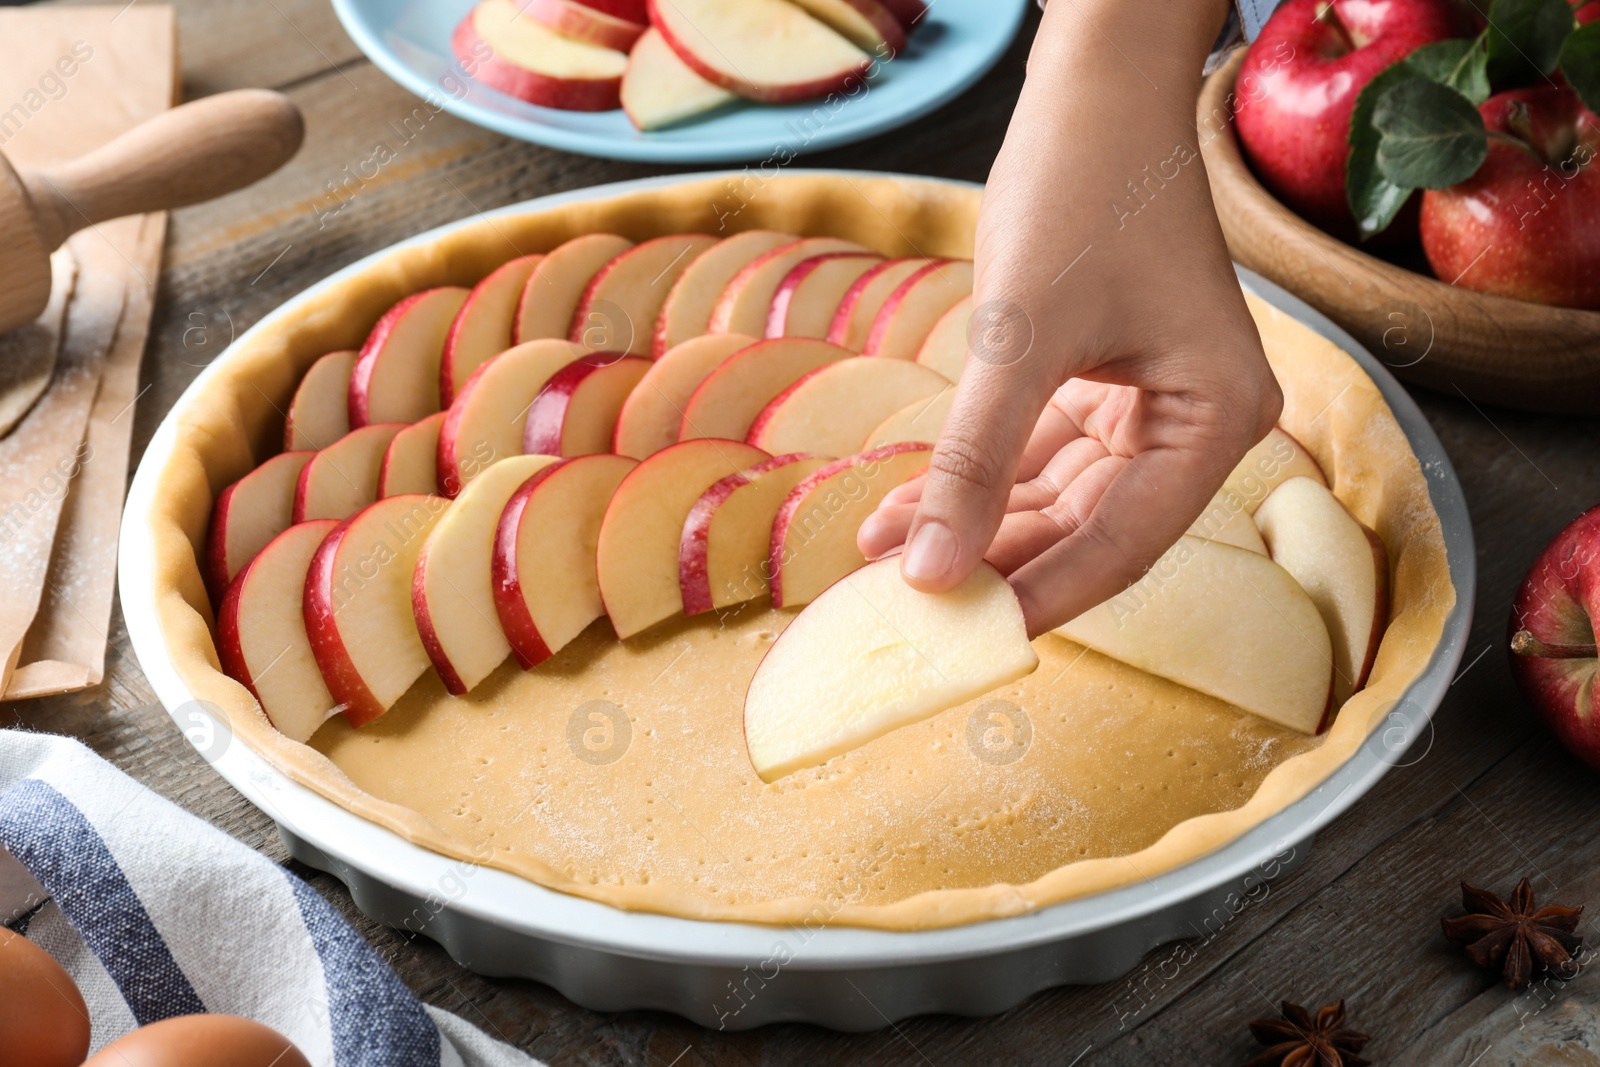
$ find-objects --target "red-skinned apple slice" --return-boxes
[596,438,768,638]
[743,557,1037,781]
[826,257,935,351]
[303,494,452,726]
[679,453,830,615]
[284,350,356,451]
[622,27,738,131]
[654,230,794,356]
[436,338,587,496]
[878,0,926,29]
[863,385,952,450]
[1055,535,1334,734]
[1185,488,1267,556]
[679,337,850,442]
[569,234,719,356]
[863,259,974,360]
[493,453,638,667]
[914,293,970,382]
[1222,426,1327,512]
[378,413,445,498]
[412,454,559,695]
[349,287,468,427]
[516,234,634,343]
[747,356,947,456]
[206,450,315,601]
[613,333,756,459]
[217,519,341,742]
[1255,477,1388,715]
[293,423,405,523]
[519,0,645,51]
[648,0,871,103]
[453,0,628,111]
[769,443,932,608]
[708,237,867,336]
[440,255,543,406]
[584,0,646,20]
[523,354,651,456]
[766,252,883,339]
[787,0,906,53]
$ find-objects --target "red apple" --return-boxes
[1233,0,1471,235]
[1421,87,1600,310]
[1509,504,1600,771]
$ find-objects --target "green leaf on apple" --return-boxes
[1347,64,1423,238]
[1486,0,1575,86]
[1562,21,1600,114]
[1373,79,1489,188]
[1404,37,1493,105]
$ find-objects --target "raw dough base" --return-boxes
[0,250,75,437]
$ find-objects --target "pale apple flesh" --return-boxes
[516,234,634,343]
[349,287,468,427]
[863,259,974,360]
[914,294,970,382]
[708,237,867,337]
[654,230,795,357]
[786,0,906,53]
[523,354,651,457]
[293,423,405,523]
[569,234,719,355]
[441,255,542,406]
[378,412,445,498]
[744,558,1038,782]
[1222,426,1327,513]
[207,449,315,603]
[1054,535,1334,734]
[766,252,883,339]
[217,519,340,743]
[827,257,935,351]
[863,385,952,450]
[519,0,646,51]
[622,27,738,132]
[746,356,947,457]
[613,333,756,459]
[284,349,356,451]
[647,0,871,104]
[679,337,850,442]
[493,454,638,668]
[413,455,559,695]
[1186,487,1268,556]
[453,0,629,111]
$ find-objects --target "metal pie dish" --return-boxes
[120,173,1475,1031]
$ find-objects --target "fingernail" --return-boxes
[903,522,958,582]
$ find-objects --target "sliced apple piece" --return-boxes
[570,234,719,356]
[284,350,356,451]
[864,259,974,360]
[440,255,543,406]
[1185,488,1267,555]
[770,443,932,607]
[622,27,738,131]
[766,252,883,339]
[493,453,638,667]
[206,450,315,601]
[596,438,768,638]
[613,333,756,459]
[378,412,445,498]
[1222,427,1327,513]
[413,455,560,695]
[879,0,927,29]
[654,230,794,356]
[744,557,1037,781]
[748,357,947,457]
[1055,535,1334,734]
[915,293,970,382]
[826,257,935,351]
[680,453,831,615]
[864,384,952,449]
[520,0,645,51]
[679,337,850,442]
[647,0,871,103]
[787,0,906,53]
[452,0,628,111]
[218,519,341,743]
[436,339,588,496]
[585,0,647,20]
[293,423,405,523]
[708,237,868,337]
[304,494,452,726]
[1254,477,1388,715]
[349,287,468,427]
[524,354,651,456]
[516,233,633,343]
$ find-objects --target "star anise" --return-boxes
[1440,877,1584,990]
[1245,999,1370,1067]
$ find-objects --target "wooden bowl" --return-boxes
[1199,50,1600,415]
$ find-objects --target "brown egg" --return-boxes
[0,926,91,1067]
[83,1014,313,1067]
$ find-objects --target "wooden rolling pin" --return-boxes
[0,89,304,336]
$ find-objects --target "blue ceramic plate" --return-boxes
[330,0,1029,162]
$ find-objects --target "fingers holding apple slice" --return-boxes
[648,0,872,104]
[744,557,1038,782]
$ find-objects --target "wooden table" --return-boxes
[9,2,1600,1063]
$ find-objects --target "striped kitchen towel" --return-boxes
[0,729,540,1066]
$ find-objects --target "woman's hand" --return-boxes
[857,0,1283,637]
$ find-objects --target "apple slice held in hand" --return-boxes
[441,255,543,406]
[827,257,935,351]
[284,350,356,451]
[622,27,739,132]
[766,252,883,339]
[304,494,452,727]
[863,259,974,360]
[1054,535,1334,734]
[293,423,405,523]
[613,333,756,459]
[596,438,768,638]
[679,337,850,442]
[709,237,868,337]
[453,0,629,111]
[569,234,719,355]
[207,450,315,602]
[648,0,872,103]
[516,234,634,343]
[744,557,1038,782]
[747,356,947,457]
[654,231,795,356]
[1255,477,1388,712]
[413,454,560,695]
[218,519,341,743]
[377,413,445,498]
[349,287,468,427]
[1222,427,1326,512]
[524,354,650,457]
[493,453,638,667]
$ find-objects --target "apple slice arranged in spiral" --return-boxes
[453,0,629,111]
[746,356,947,457]
[377,413,446,499]
[206,450,314,601]
[569,234,719,355]
[744,557,1037,782]
[709,237,867,336]
[622,27,738,132]
[863,259,973,360]
[766,252,883,339]
[1185,487,1267,556]
[523,354,651,457]
[284,350,355,451]
[654,230,795,356]
[648,0,872,104]
[516,234,633,343]
[679,337,850,442]
[864,385,952,450]
[826,257,935,351]
[349,287,468,427]
[613,333,756,459]
[914,293,971,382]
[440,255,543,406]
[1222,427,1326,512]
[293,423,405,523]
